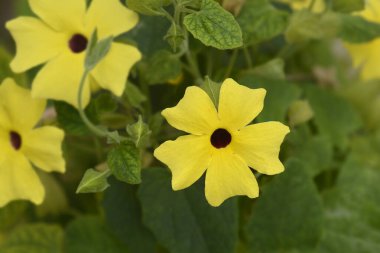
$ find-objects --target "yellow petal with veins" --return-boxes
[85,0,139,38]
[162,86,219,135]
[22,126,65,173]
[205,148,259,207]
[32,52,90,108]
[232,122,290,175]
[0,152,44,207]
[91,42,141,96]
[6,17,66,73]
[28,0,86,32]
[154,135,212,190]
[218,78,266,130]
[0,78,46,130]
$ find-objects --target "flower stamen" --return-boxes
[211,128,231,149]
[69,34,88,53]
[9,131,22,150]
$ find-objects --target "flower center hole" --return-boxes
[69,34,88,53]
[211,128,231,149]
[10,131,22,150]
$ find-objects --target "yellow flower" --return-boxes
[0,78,65,207]
[154,79,290,207]
[344,0,380,81]
[6,0,142,108]
[281,0,325,13]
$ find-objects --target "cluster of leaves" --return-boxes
[1,0,380,252]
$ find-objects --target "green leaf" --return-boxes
[76,168,111,194]
[0,224,63,253]
[123,82,147,112]
[126,115,152,148]
[85,32,113,71]
[137,167,239,253]
[237,0,289,45]
[55,93,117,136]
[318,157,380,252]
[0,202,28,231]
[287,129,333,176]
[165,23,186,52]
[36,172,68,217]
[285,11,340,43]
[288,100,314,127]
[245,58,286,80]
[338,14,380,43]
[184,0,243,49]
[120,15,171,57]
[107,141,141,184]
[143,50,182,85]
[54,101,90,135]
[103,178,156,253]
[126,0,171,16]
[239,75,301,122]
[305,86,362,149]
[64,216,127,253]
[200,76,221,107]
[331,0,365,13]
[245,159,324,253]
[88,92,118,115]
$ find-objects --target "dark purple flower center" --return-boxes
[211,128,231,149]
[69,34,88,53]
[10,131,22,150]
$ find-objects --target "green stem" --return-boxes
[140,78,152,118]
[224,49,238,79]
[184,31,203,82]
[308,0,316,11]
[77,71,118,142]
[243,47,253,68]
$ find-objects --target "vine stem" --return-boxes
[224,49,238,79]
[184,30,203,82]
[77,70,118,142]
[243,47,253,68]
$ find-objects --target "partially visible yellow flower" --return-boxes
[154,79,290,207]
[281,0,325,13]
[345,0,380,81]
[0,78,65,207]
[6,0,142,108]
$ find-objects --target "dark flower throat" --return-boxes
[211,128,231,149]
[10,131,22,150]
[69,34,88,53]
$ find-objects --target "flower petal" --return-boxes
[32,52,91,108]
[0,78,46,130]
[218,78,266,130]
[154,135,212,190]
[232,122,290,175]
[345,39,380,81]
[0,152,44,207]
[28,0,86,31]
[205,149,259,207]
[162,86,219,135]
[91,42,141,96]
[85,0,139,38]
[6,17,66,72]
[22,126,65,173]
[0,129,12,166]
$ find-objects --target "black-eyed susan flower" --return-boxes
[0,78,65,207]
[154,79,290,207]
[345,0,380,81]
[6,0,141,108]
